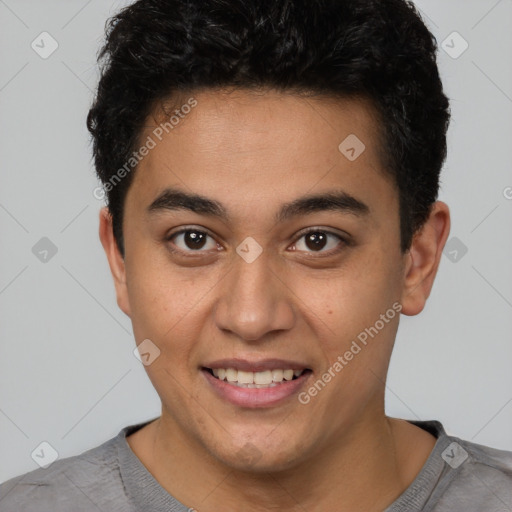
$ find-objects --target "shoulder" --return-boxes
[451,436,512,495]
[0,431,135,512]
[395,420,512,511]
[429,423,512,510]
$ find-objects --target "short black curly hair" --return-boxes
[87,0,450,257]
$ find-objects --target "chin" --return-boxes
[210,435,309,474]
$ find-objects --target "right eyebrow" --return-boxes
[147,188,229,221]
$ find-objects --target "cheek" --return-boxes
[291,250,401,376]
[125,254,195,342]
[126,266,208,403]
[301,250,399,322]
[124,246,226,369]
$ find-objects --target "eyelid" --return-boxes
[293,225,349,241]
[166,225,216,240]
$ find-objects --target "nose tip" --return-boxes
[215,297,295,342]
[213,259,296,342]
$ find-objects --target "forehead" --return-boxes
[126,88,395,220]
[148,88,383,160]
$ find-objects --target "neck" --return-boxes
[127,407,436,512]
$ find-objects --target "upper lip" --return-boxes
[203,358,311,372]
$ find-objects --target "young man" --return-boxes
[1,0,511,511]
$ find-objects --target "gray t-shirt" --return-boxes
[1,419,511,511]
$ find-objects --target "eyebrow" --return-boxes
[147,187,370,223]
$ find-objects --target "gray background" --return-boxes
[0,0,511,483]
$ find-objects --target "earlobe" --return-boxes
[400,201,451,316]
[98,207,131,317]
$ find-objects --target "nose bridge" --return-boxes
[214,249,295,341]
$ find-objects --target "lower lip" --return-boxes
[202,369,311,408]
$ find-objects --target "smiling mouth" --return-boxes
[203,367,312,388]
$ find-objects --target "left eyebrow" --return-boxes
[275,190,370,223]
[146,187,370,222]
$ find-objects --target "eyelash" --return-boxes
[165,226,350,258]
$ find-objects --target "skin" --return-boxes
[99,88,450,512]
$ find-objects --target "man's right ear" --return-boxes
[98,207,131,317]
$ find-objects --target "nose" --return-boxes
[213,250,296,342]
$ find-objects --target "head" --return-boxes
[90,0,450,471]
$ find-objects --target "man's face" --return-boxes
[117,89,407,470]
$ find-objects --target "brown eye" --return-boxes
[168,229,218,252]
[292,229,347,254]
[304,232,328,251]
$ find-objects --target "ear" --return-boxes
[98,207,131,317]
[400,201,451,316]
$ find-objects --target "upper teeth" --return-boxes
[212,368,304,387]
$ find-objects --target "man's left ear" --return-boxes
[400,201,451,316]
